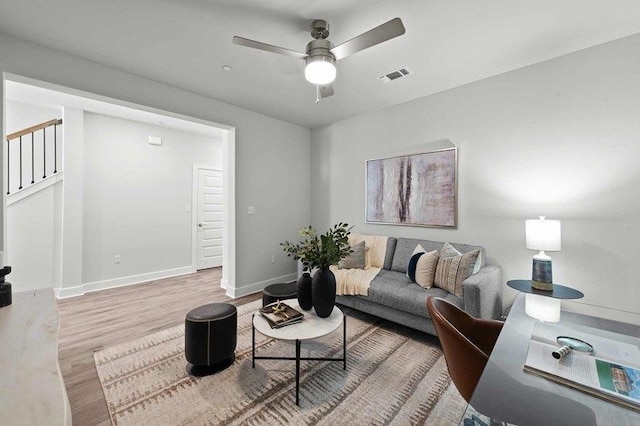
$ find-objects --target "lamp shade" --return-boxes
[526,216,561,252]
[304,55,336,85]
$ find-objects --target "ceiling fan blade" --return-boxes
[330,18,406,61]
[320,84,334,98]
[232,36,308,60]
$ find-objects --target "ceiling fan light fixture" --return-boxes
[304,55,336,85]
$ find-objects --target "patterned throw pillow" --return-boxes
[434,242,481,297]
[414,250,439,289]
[406,244,426,279]
[406,245,439,289]
[338,241,367,269]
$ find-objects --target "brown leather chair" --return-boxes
[426,296,503,403]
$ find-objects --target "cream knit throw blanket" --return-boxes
[332,234,388,296]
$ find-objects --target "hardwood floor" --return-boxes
[57,268,260,425]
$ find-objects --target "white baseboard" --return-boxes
[54,266,196,299]
[55,285,84,299]
[225,273,297,299]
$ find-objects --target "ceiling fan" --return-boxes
[232,17,406,101]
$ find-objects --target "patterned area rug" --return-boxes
[94,300,466,425]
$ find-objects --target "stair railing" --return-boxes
[5,118,62,195]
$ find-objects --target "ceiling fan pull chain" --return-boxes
[315,85,321,104]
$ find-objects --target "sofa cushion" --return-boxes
[414,250,439,289]
[406,244,426,279]
[383,237,397,270]
[366,270,463,318]
[391,238,486,273]
[434,243,481,297]
[339,241,366,269]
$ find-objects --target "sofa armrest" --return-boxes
[462,265,502,320]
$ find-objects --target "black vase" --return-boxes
[312,267,336,318]
[297,272,313,311]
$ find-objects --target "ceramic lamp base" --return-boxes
[532,258,553,291]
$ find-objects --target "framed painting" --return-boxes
[365,148,457,228]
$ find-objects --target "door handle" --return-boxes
[198,223,205,227]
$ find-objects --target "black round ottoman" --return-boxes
[185,303,237,376]
[262,282,297,307]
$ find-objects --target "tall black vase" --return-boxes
[312,267,336,318]
[297,272,313,311]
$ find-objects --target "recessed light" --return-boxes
[222,65,234,72]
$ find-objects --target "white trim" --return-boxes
[54,265,195,299]
[7,172,63,206]
[225,273,297,299]
[4,73,232,131]
[222,129,236,292]
[2,74,7,260]
[54,285,84,299]
[191,164,219,271]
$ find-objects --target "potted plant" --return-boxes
[281,223,353,317]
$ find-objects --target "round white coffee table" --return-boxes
[252,300,346,406]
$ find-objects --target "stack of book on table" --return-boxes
[524,322,640,412]
[259,301,304,329]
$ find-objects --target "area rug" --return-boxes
[94,300,466,425]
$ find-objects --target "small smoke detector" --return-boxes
[379,67,412,83]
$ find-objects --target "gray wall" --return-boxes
[0,32,311,293]
[82,112,221,284]
[311,34,640,319]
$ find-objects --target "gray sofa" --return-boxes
[335,237,502,336]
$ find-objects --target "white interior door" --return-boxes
[197,168,223,269]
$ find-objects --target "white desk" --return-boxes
[461,294,640,425]
[0,289,71,425]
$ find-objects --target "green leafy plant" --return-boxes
[281,223,354,271]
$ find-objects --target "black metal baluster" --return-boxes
[31,132,35,184]
[18,136,23,190]
[6,139,9,195]
[53,124,57,174]
[43,128,47,179]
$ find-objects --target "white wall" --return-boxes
[6,100,60,132]
[311,34,640,319]
[6,181,62,291]
[0,32,311,295]
[60,107,84,291]
[82,112,221,283]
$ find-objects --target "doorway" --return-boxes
[2,74,236,296]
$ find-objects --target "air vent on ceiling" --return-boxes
[379,67,412,83]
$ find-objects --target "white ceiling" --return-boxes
[1,0,640,129]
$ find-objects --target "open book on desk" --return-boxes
[524,322,640,412]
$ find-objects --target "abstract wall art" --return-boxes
[366,148,457,227]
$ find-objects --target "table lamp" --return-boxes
[525,216,561,291]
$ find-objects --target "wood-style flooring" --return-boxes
[57,268,260,426]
